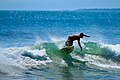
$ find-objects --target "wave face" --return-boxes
[0,41,120,70]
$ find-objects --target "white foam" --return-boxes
[49,36,65,49]
[71,49,120,70]
[101,43,120,55]
[35,37,47,45]
[0,46,52,69]
[88,54,120,69]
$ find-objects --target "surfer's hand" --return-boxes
[86,36,90,37]
[81,48,82,51]
[80,46,82,51]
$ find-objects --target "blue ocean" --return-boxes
[0,9,120,80]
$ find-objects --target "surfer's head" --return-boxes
[80,33,85,38]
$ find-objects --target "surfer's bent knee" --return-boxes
[65,40,73,46]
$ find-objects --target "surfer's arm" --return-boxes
[78,40,82,51]
[84,34,90,37]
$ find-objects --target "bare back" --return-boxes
[68,34,80,41]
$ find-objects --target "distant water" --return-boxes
[0,9,120,80]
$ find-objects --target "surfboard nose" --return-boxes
[60,46,74,54]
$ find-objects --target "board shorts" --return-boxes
[65,39,73,46]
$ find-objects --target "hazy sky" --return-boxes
[0,0,120,10]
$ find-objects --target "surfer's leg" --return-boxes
[65,41,69,46]
[65,40,71,46]
[69,41,73,46]
[65,40,73,46]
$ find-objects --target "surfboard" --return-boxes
[60,46,74,53]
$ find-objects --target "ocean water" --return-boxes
[0,9,120,80]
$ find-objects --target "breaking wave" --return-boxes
[0,40,120,73]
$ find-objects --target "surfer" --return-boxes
[65,33,90,51]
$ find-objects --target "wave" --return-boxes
[0,41,120,71]
[74,42,120,61]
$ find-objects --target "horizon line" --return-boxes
[0,8,120,11]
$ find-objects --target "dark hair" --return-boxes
[80,33,84,37]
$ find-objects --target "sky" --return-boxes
[0,0,120,10]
